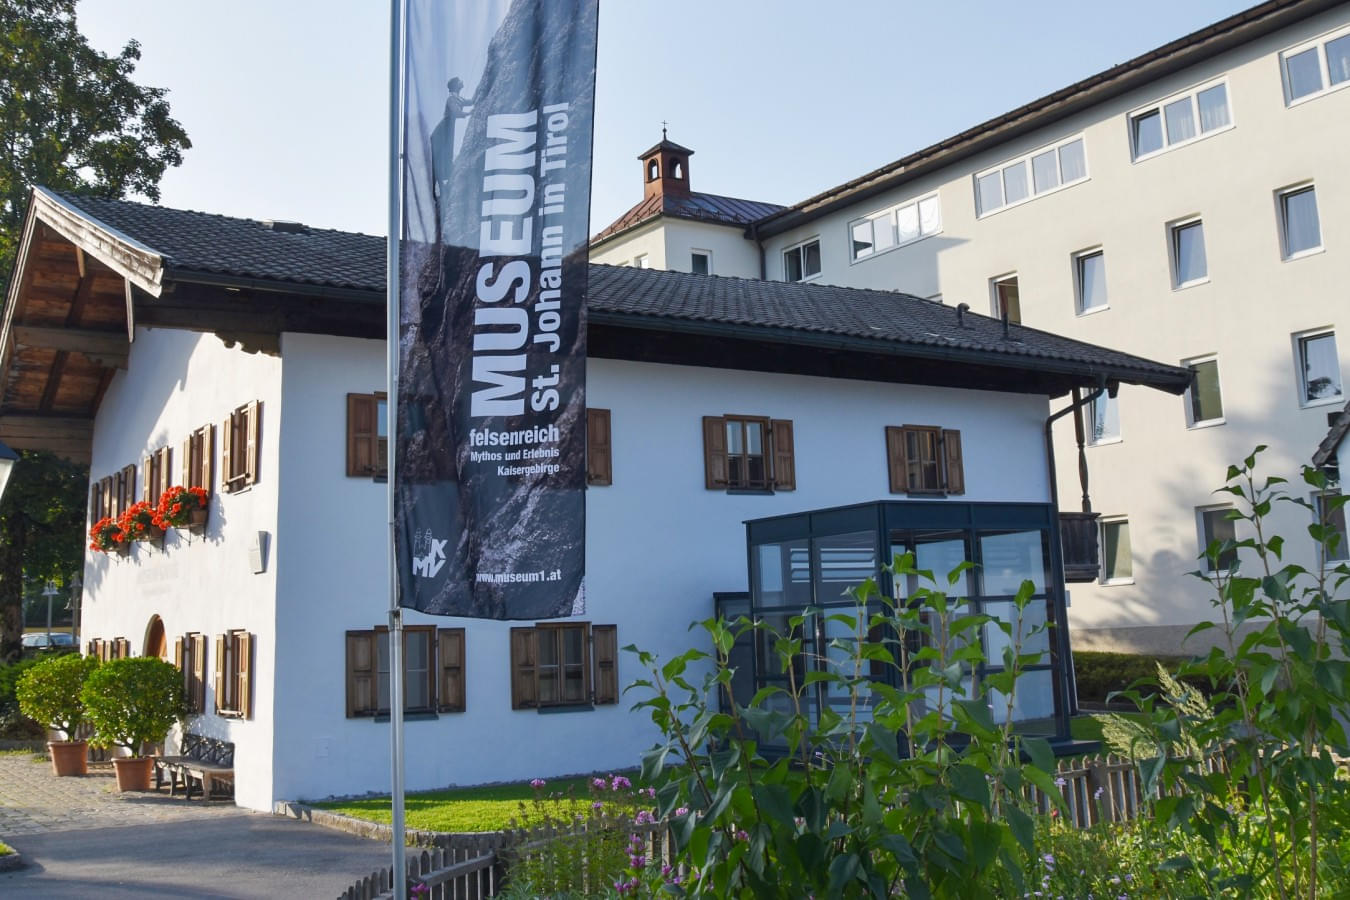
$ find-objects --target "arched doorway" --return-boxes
[144,615,167,660]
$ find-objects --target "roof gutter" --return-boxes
[161,266,384,305]
[587,309,1191,395]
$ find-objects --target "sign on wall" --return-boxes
[395,0,597,619]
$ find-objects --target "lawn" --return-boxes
[315,774,628,833]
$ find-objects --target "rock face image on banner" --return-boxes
[396,0,596,619]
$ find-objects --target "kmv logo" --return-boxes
[411,528,447,578]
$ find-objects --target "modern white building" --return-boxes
[591,0,1350,653]
[0,188,1186,810]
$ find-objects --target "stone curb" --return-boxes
[274,801,462,848]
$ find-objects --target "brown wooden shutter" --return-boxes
[591,624,619,705]
[238,633,254,719]
[191,636,206,713]
[702,416,728,489]
[438,628,466,712]
[770,419,795,490]
[173,637,184,670]
[89,482,101,522]
[122,465,136,512]
[200,425,215,493]
[885,426,908,494]
[221,414,234,489]
[942,429,965,495]
[181,435,192,487]
[586,408,612,486]
[245,400,261,486]
[346,631,374,717]
[142,455,152,502]
[100,476,112,518]
[117,637,131,659]
[213,635,225,713]
[510,627,537,709]
[347,393,378,477]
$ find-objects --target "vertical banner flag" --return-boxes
[397,0,598,619]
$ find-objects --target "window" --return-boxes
[1129,80,1232,160]
[990,274,1020,323]
[509,622,617,710]
[89,481,102,523]
[1280,25,1350,104]
[974,135,1087,216]
[142,447,172,504]
[849,194,941,262]
[174,633,207,714]
[345,626,465,717]
[586,408,612,486]
[346,393,388,478]
[783,239,821,282]
[634,254,649,269]
[885,426,965,495]
[87,637,129,661]
[1313,490,1348,565]
[1278,185,1322,259]
[101,464,135,517]
[1296,330,1343,405]
[1088,392,1120,444]
[1198,505,1238,572]
[1169,218,1208,288]
[222,400,262,492]
[1074,249,1107,314]
[690,250,711,275]
[181,424,215,492]
[214,630,255,719]
[1100,518,1133,584]
[1183,355,1224,426]
[702,415,795,492]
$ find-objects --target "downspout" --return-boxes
[1044,378,1105,724]
[750,221,766,281]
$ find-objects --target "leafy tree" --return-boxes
[0,0,190,271]
[0,1,189,660]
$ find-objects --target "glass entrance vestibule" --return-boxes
[720,500,1075,747]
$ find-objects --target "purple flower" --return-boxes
[611,774,632,790]
[1094,786,1104,800]
[735,829,749,842]
[646,787,656,798]
[593,777,607,789]
[1042,853,1055,867]
[592,801,604,810]
[410,886,428,897]
[634,810,656,825]
[1053,776,1066,788]
[675,806,689,817]
[661,864,672,877]
[529,778,545,789]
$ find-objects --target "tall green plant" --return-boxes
[80,656,184,756]
[628,554,1065,898]
[15,651,96,739]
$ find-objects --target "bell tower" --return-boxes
[639,128,694,202]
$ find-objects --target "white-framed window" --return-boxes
[1312,490,1348,566]
[783,238,821,282]
[974,134,1087,217]
[690,250,711,276]
[989,273,1021,324]
[1087,392,1120,445]
[1074,248,1107,314]
[1128,78,1232,161]
[1280,24,1350,105]
[1277,184,1322,259]
[1294,329,1343,406]
[1168,217,1208,288]
[634,254,650,269]
[1197,505,1238,573]
[1182,354,1224,427]
[848,194,942,262]
[1099,517,1133,584]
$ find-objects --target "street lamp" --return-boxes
[42,580,57,642]
[0,440,17,503]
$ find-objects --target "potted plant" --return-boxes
[156,484,209,532]
[119,500,163,545]
[16,653,99,776]
[88,516,128,555]
[81,657,185,791]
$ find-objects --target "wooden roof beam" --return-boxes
[11,325,128,369]
[0,415,93,464]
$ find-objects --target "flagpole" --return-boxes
[386,0,407,896]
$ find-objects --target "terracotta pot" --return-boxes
[114,541,131,557]
[111,756,154,791]
[48,740,88,777]
[187,508,208,533]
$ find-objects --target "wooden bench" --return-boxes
[154,733,234,801]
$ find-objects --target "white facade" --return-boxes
[593,3,1350,652]
[82,326,1054,810]
[590,217,762,277]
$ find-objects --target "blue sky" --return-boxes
[75,0,1254,237]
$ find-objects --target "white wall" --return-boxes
[589,220,667,268]
[591,219,762,278]
[268,336,1052,805]
[81,326,282,811]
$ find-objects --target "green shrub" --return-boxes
[80,657,184,756]
[1072,651,1187,704]
[15,652,97,739]
[0,657,43,739]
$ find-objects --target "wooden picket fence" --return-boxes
[338,754,1226,898]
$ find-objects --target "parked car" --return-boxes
[21,632,77,650]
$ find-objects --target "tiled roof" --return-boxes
[1313,400,1350,467]
[46,190,1188,391]
[590,191,785,245]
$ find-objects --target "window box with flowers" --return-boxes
[156,485,209,533]
[119,501,164,546]
[89,517,129,556]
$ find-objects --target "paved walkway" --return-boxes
[0,752,394,897]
